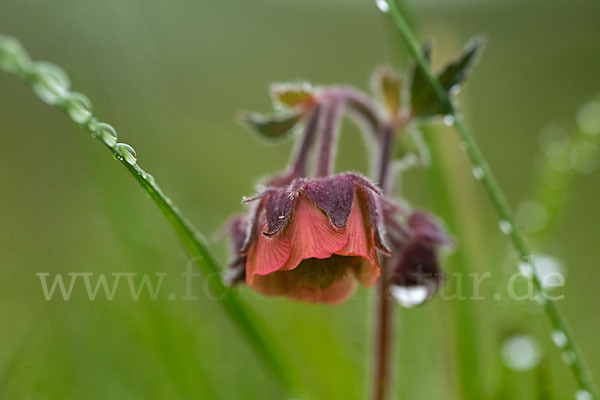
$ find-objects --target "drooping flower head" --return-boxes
[233,173,389,304]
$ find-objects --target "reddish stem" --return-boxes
[315,97,343,177]
[373,123,396,400]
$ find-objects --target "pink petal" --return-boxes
[246,226,292,281]
[279,195,349,271]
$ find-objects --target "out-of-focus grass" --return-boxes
[1,0,599,399]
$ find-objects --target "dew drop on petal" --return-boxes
[575,389,593,400]
[391,285,428,308]
[499,220,512,235]
[551,330,568,349]
[472,166,485,180]
[115,143,137,165]
[375,0,390,13]
[501,335,542,371]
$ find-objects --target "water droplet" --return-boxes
[501,335,541,371]
[536,294,548,306]
[391,285,429,308]
[0,35,31,73]
[551,330,568,348]
[518,260,533,278]
[375,0,390,13]
[459,141,468,151]
[31,62,70,105]
[145,173,155,186]
[577,101,600,135]
[63,92,92,124]
[562,351,576,365]
[115,143,137,165]
[443,115,455,126]
[499,220,512,235]
[533,254,566,290]
[472,166,485,180]
[575,389,593,400]
[97,122,118,147]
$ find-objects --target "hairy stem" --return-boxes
[383,2,597,397]
[315,97,343,177]
[0,35,301,396]
[290,105,322,177]
[373,123,396,400]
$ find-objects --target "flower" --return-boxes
[385,207,451,306]
[236,173,389,304]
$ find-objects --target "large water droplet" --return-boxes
[472,166,485,180]
[577,101,600,135]
[31,62,70,105]
[375,0,390,13]
[116,143,137,165]
[391,285,429,308]
[501,335,541,371]
[575,389,593,400]
[97,122,118,147]
[551,330,568,349]
[499,220,512,235]
[63,92,92,124]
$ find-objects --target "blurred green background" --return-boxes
[1,0,599,399]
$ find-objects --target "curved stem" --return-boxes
[0,36,302,396]
[373,123,396,400]
[383,3,598,397]
[290,105,321,177]
[315,97,343,177]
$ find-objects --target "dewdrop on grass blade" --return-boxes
[97,122,118,147]
[472,166,484,180]
[499,219,512,235]
[31,61,70,105]
[551,330,568,349]
[375,0,390,13]
[562,351,576,365]
[63,92,92,125]
[115,143,137,165]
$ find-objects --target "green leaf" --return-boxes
[270,82,315,108]
[239,111,303,140]
[437,35,485,95]
[410,36,484,119]
[373,67,403,118]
